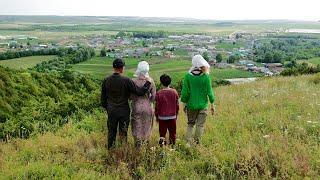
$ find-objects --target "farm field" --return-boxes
[0,55,57,69]
[0,73,319,179]
[71,57,261,84]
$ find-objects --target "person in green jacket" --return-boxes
[181,54,215,145]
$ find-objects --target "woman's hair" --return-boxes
[160,74,171,87]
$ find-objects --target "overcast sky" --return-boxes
[0,0,319,21]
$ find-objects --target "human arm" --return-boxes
[127,78,151,96]
[100,79,108,110]
[180,74,190,104]
[154,93,159,122]
[175,90,180,115]
[206,75,215,115]
[150,80,156,102]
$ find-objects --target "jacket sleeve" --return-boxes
[149,80,156,102]
[180,74,190,103]
[207,75,215,103]
[175,90,180,115]
[154,92,159,118]
[101,79,108,110]
[127,78,148,96]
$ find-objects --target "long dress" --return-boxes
[130,77,156,141]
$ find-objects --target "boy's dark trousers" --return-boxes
[158,119,176,145]
[107,108,130,149]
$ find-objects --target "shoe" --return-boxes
[159,137,166,147]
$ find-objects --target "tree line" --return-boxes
[253,38,320,63]
[34,47,95,73]
[0,48,60,60]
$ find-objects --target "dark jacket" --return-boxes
[101,73,149,112]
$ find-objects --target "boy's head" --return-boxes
[160,74,171,87]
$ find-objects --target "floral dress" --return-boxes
[130,77,156,141]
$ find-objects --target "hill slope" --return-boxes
[0,71,319,179]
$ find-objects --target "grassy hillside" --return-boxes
[0,55,57,69]
[0,71,319,179]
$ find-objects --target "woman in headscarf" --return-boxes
[130,61,156,148]
[181,55,215,145]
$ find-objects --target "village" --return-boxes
[0,31,285,76]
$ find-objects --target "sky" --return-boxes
[0,0,319,21]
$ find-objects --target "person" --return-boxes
[130,61,156,148]
[181,55,215,145]
[155,74,179,147]
[101,58,151,149]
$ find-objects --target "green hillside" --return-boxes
[0,55,57,69]
[0,66,319,179]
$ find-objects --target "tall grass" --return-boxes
[1,74,319,179]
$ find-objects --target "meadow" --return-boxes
[0,55,57,69]
[71,57,261,85]
[300,57,320,66]
[0,73,319,179]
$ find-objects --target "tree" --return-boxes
[116,31,126,38]
[216,53,223,63]
[202,51,210,61]
[100,48,106,57]
[227,54,240,64]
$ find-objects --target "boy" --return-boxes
[155,74,179,147]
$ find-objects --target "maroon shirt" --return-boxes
[155,88,179,119]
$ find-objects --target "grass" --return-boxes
[0,73,319,178]
[71,56,261,84]
[0,55,57,69]
[299,57,320,66]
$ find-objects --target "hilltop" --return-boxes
[0,67,319,179]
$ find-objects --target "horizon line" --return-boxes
[0,14,319,22]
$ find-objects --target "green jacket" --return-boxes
[181,73,215,110]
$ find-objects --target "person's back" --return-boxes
[155,74,179,147]
[130,77,156,115]
[155,88,179,119]
[181,72,214,110]
[104,74,134,111]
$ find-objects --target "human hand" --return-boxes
[143,81,151,91]
[183,106,188,114]
[210,105,215,115]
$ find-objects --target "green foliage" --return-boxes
[216,53,223,62]
[0,48,59,61]
[281,63,320,76]
[100,47,106,57]
[132,31,167,39]
[0,67,100,140]
[227,54,240,63]
[202,51,210,61]
[34,46,95,73]
[1,74,320,179]
[254,38,320,63]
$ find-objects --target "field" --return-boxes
[71,57,261,84]
[0,73,319,179]
[300,57,320,66]
[0,55,57,69]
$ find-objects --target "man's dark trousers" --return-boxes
[107,108,130,149]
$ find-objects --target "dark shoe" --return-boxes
[159,137,166,147]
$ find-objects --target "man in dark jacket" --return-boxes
[101,58,151,149]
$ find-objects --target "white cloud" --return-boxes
[0,0,319,20]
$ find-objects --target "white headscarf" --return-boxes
[189,55,210,74]
[134,61,150,78]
